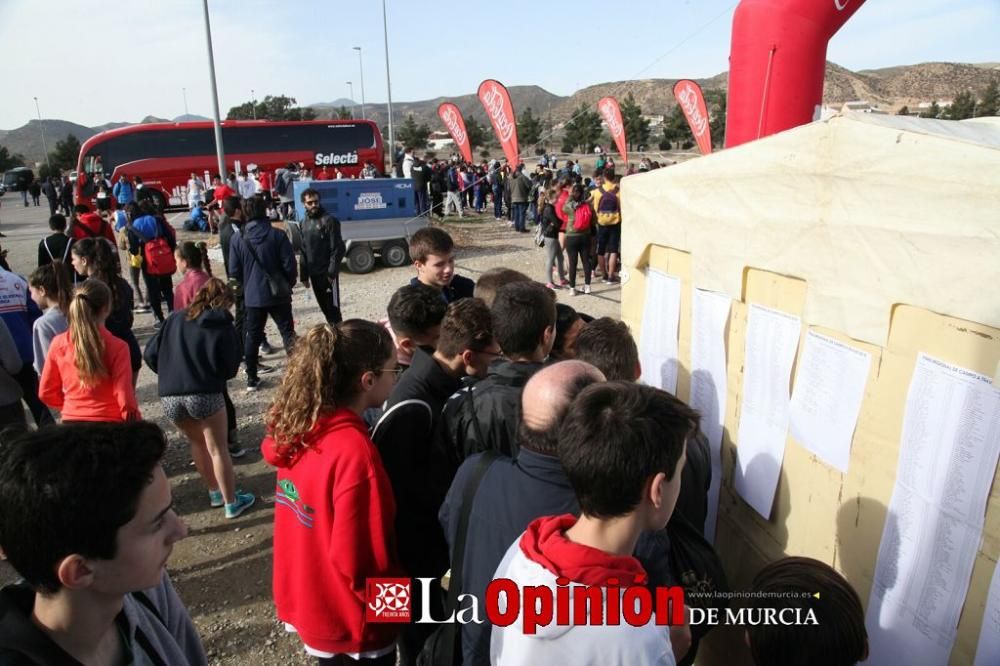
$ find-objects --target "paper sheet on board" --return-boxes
[974,560,1000,666]
[733,304,801,519]
[789,331,871,473]
[689,288,731,542]
[866,354,1000,665]
[639,269,681,394]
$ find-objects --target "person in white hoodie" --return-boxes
[490,381,699,666]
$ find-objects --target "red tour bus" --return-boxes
[74,119,384,209]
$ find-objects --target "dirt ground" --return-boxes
[0,194,621,664]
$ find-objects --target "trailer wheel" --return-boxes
[346,244,376,274]
[381,240,410,268]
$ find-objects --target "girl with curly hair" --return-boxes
[263,320,402,665]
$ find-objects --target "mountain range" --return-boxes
[3,61,997,164]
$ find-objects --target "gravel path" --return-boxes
[0,195,621,664]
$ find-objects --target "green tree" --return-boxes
[919,101,941,118]
[0,146,24,172]
[946,91,976,120]
[517,107,544,146]
[706,90,727,148]
[465,117,491,150]
[50,134,81,172]
[620,94,651,152]
[975,79,998,117]
[226,95,316,121]
[897,105,910,116]
[336,105,353,120]
[561,105,602,153]
[658,105,693,150]
[396,115,431,150]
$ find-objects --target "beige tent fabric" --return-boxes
[620,112,1000,347]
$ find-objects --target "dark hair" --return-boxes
[0,422,166,593]
[387,283,447,338]
[748,557,868,666]
[29,261,73,313]
[241,195,267,221]
[409,227,454,263]
[473,267,532,308]
[177,241,211,276]
[300,187,320,202]
[73,204,91,215]
[552,303,582,360]
[48,214,67,232]
[558,382,699,518]
[491,281,556,358]
[71,238,124,309]
[222,195,242,218]
[603,168,617,182]
[437,297,494,357]
[574,317,639,381]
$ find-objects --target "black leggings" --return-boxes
[143,272,174,322]
[565,234,592,288]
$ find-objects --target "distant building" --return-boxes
[840,101,886,114]
[426,131,455,151]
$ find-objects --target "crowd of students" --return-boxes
[0,193,869,665]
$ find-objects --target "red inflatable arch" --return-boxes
[725,0,866,148]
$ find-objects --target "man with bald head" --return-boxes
[439,360,604,666]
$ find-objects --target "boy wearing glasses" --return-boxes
[298,188,346,324]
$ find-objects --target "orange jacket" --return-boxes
[39,327,140,422]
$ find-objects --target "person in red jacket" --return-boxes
[209,175,236,233]
[39,279,140,422]
[68,205,116,244]
[262,320,403,664]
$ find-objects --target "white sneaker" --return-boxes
[568,287,577,296]
[583,284,592,295]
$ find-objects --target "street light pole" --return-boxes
[251,89,256,120]
[201,0,226,181]
[381,0,395,162]
[33,97,51,176]
[353,46,366,120]
[346,81,354,117]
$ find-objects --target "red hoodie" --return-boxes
[262,409,402,654]
[70,212,116,243]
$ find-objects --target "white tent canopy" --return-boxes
[621,112,1000,346]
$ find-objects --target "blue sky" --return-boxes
[0,0,996,129]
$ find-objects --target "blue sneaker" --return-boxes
[225,491,256,519]
[209,490,224,508]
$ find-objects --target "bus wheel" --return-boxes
[346,245,376,274]
[380,240,410,268]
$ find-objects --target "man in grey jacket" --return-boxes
[0,422,207,665]
[508,164,533,233]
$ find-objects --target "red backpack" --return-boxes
[130,219,177,276]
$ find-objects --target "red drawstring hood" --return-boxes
[517,514,648,587]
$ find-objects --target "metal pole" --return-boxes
[346,82,354,117]
[201,0,226,181]
[182,87,189,115]
[381,0,395,163]
[33,97,51,175]
[353,47,366,120]
[251,89,256,120]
